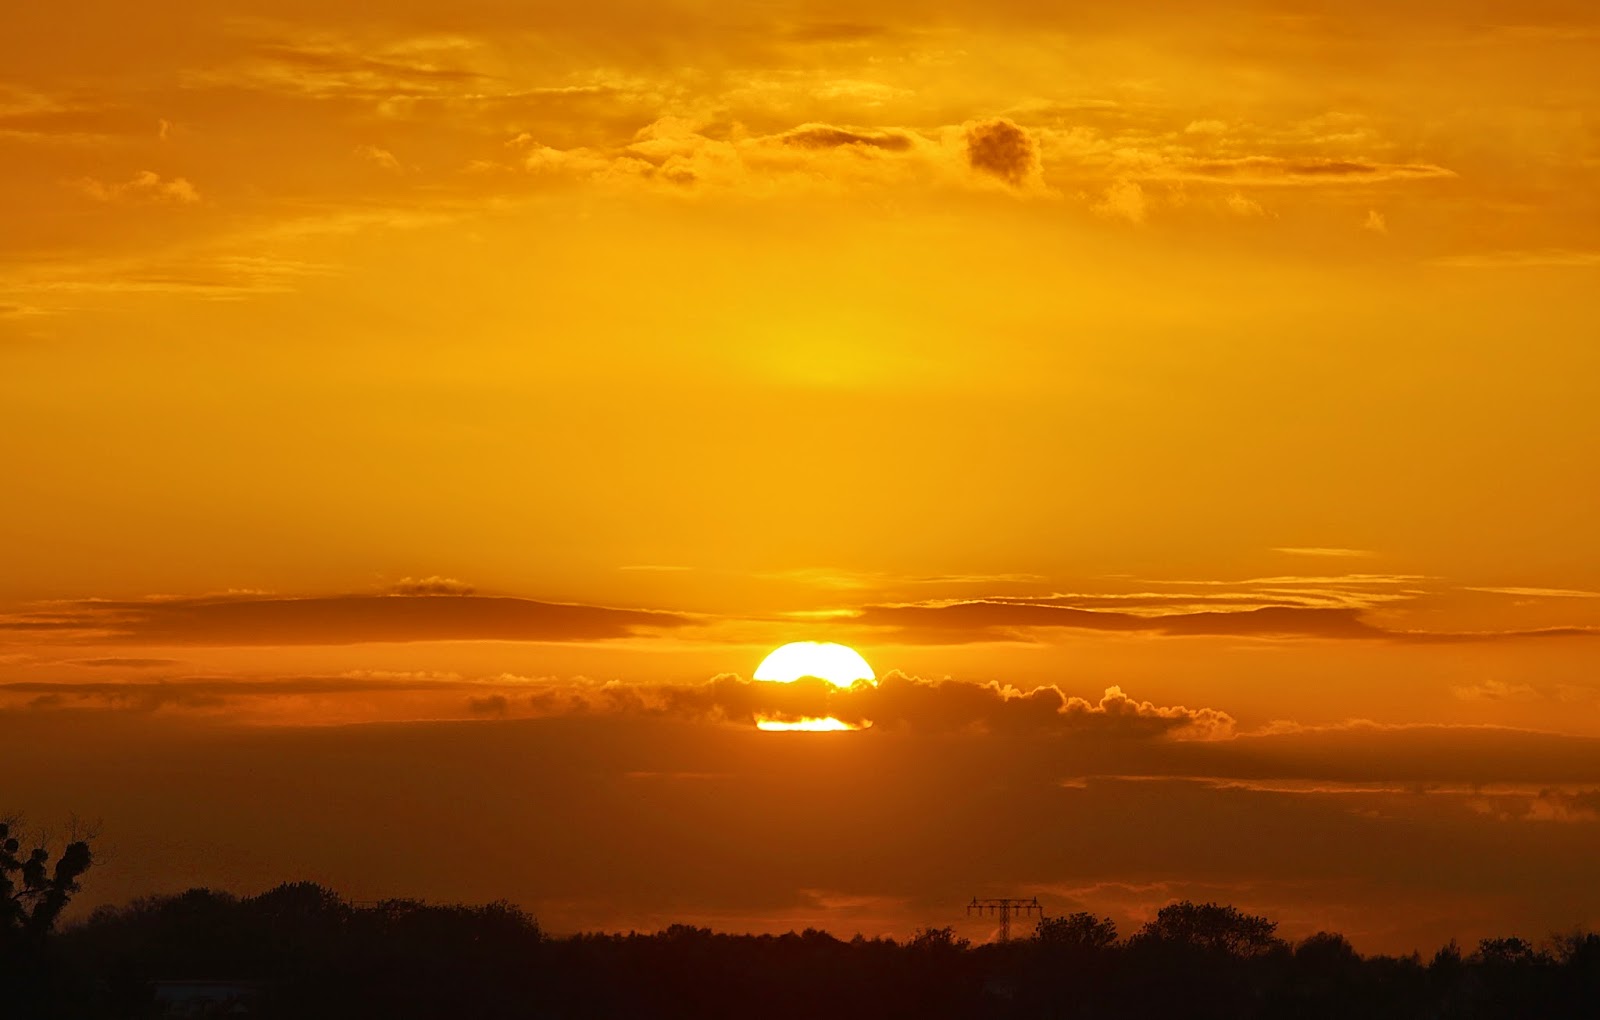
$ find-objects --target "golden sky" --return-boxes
[3,0,1599,952]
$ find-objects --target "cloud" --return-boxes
[1464,586,1600,599]
[865,676,1236,740]
[3,254,338,303]
[0,673,480,714]
[355,144,403,171]
[1428,249,1600,269]
[1451,680,1540,702]
[73,170,199,203]
[71,657,184,669]
[972,586,1411,612]
[1143,574,1422,587]
[856,600,1383,641]
[1362,209,1388,233]
[0,670,1235,743]
[963,118,1040,187]
[11,694,1600,952]
[1274,547,1376,558]
[443,672,1236,741]
[1093,179,1146,223]
[389,576,476,595]
[778,125,914,151]
[1225,192,1265,217]
[254,43,488,85]
[0,672,434,715]
[1468,788,1600,824]
[0,592,691,646]
[850,598,1598,644]
[511,117,942,193]
[779,21,897,43]
[213,40,492,100]
[0,102,149,142]
[467,693,510,716]
[1147,157,1455,186]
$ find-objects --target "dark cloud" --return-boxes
[1,671,1232,742]
[0,593,690,645]
[457,672,1235,740]
[964,118,1039,186]
[778,125,914,151]
[853,599,1599,644]
[467,693,511,717]
[0,674,469,712]
[857,600,1383,641]
[71,657,184,668]
[7,706,1600,953]
[1159,157,1456,184]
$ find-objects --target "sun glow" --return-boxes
[754,716,870,732]
[753,642,875,688]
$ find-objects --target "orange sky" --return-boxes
[3,0,1598,953]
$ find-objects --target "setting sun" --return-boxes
[754,716,870,732]
[753,642,876,688]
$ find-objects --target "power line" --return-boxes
[966,897,1043,943]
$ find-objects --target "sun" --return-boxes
[753,642,875,689]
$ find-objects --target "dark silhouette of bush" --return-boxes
[36,886,1600,1019]
[909,924,971,952]
[1035,911,1117,950]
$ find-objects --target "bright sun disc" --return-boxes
[753,642,875,688]
[755,717,867,732]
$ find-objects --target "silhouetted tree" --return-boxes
[908,925,970,952]
[0,819,93,944]
[1035,911,1118,949]
[30,886,1600,1019]
[1476,935,1540,965]
[1,818,97,1019]
[1132,901,1283,956]
[1295,931,1359,965]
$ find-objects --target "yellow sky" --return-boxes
[2,0,1598,951]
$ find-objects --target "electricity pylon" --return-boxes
[966,897,1043,942]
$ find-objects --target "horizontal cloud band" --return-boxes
[0,593,691,645]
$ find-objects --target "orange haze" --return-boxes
[3,0,1598,955]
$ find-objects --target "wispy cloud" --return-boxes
[1134,157,1456,187]
[72,170,200,204]
[852,598,1596,644]
[1273,547,1376,559]
[0,590,691,646]
[1467,586,1600,599]
[1428,250,1600,269]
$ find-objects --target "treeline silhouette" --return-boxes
[10,882,1600,1018]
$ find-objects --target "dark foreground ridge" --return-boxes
[8,882,1600,1019]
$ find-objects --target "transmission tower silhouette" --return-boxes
[966,897,1043,942]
